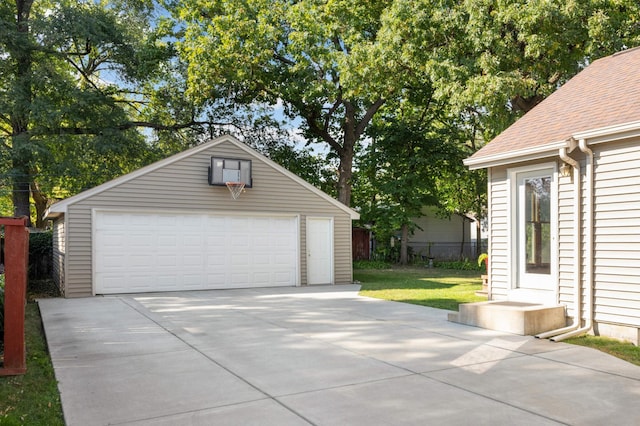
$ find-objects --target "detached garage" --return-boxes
[46,135,359,297]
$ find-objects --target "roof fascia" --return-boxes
[572,120,640,145]
[464,141,568,170]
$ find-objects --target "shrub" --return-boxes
[29,230,53,280]
[353,260,392,270]
[434,259,483,271]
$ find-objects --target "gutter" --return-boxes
[464,141,567,170]
[536,142,582,339]
[551,139,594,342]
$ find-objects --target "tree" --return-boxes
[254,140,338,197]
[1,1,251,226]
[169,0,414,206]
[1,1,173,225]
[357,0,638,261]
[384,0,640,142]
[354,91,466,264]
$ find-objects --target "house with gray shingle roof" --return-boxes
[462,47,640,344]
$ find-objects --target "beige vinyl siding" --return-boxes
[488,166,509,299]
[591,138,640,327]
[557,172,576,316]
[52,217,65,294]
[410,206,467,244]
[62,140,354,297]
[556,158,590,320]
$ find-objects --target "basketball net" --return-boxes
[225,182,245,200]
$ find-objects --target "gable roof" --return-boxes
[46,135,359,220]
[465,46,640,169]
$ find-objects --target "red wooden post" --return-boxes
[1,217,29,376]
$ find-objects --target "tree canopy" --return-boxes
[2,0,640,238]
[1,0,176,225]
[170,0,414,206]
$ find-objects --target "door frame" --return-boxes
[306,216,334,285]
[507,162,559,304]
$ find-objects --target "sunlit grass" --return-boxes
[355,267,485,311]
[564,335,640,366]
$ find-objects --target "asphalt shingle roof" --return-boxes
[467,46,640,163]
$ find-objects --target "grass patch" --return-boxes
[355,267,485,311]
[564,335,640,366]
[0,303,64,425]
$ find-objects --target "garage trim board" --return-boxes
[92,209,300,295]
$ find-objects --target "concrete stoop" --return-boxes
[448,301,566,335]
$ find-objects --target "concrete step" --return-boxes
[448,301,566,335]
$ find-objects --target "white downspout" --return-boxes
[551,139,594,342]
[536,145,581,339]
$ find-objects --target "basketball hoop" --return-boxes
[225,182,245,199]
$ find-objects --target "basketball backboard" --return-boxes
[209,157,252,187]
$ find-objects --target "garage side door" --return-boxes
[94,211,298,294]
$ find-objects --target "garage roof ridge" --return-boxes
[45,134,359,220]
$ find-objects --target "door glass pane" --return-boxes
[524,177,551,274]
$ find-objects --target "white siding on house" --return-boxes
[488,143,640,335]
[488,167,509,299]
[557,172,575,316]
[556,159,589,321]
[52,218,65,294]
[58,139,354,297]
[591,139,640,327]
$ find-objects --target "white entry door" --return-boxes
[306,217,333,285]
[511,165,557,302]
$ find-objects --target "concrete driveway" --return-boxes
[39,285,640,425]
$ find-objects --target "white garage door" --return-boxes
[94,211,298,294]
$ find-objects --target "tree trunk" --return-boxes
[10,0,35,225]
[337,143,354,207]
[460,216,466,259]
[475,219,482,258]
[31,179,50,229]
[337,98,385,207]
[11,145,32,226]
[400,222,409,265]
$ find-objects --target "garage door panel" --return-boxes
[156,275,178,289]
[207,273,226,286]
[95,212,298,294]
[207,255,225,266]
[231,273,249,285]
[274,272,294,286]
[183,274,204,288]
[183,254,204,267]
[130,254,154,268]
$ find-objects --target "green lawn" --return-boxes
[0,303,64,425]
[564,335,640,366]
[355,266,486,311]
